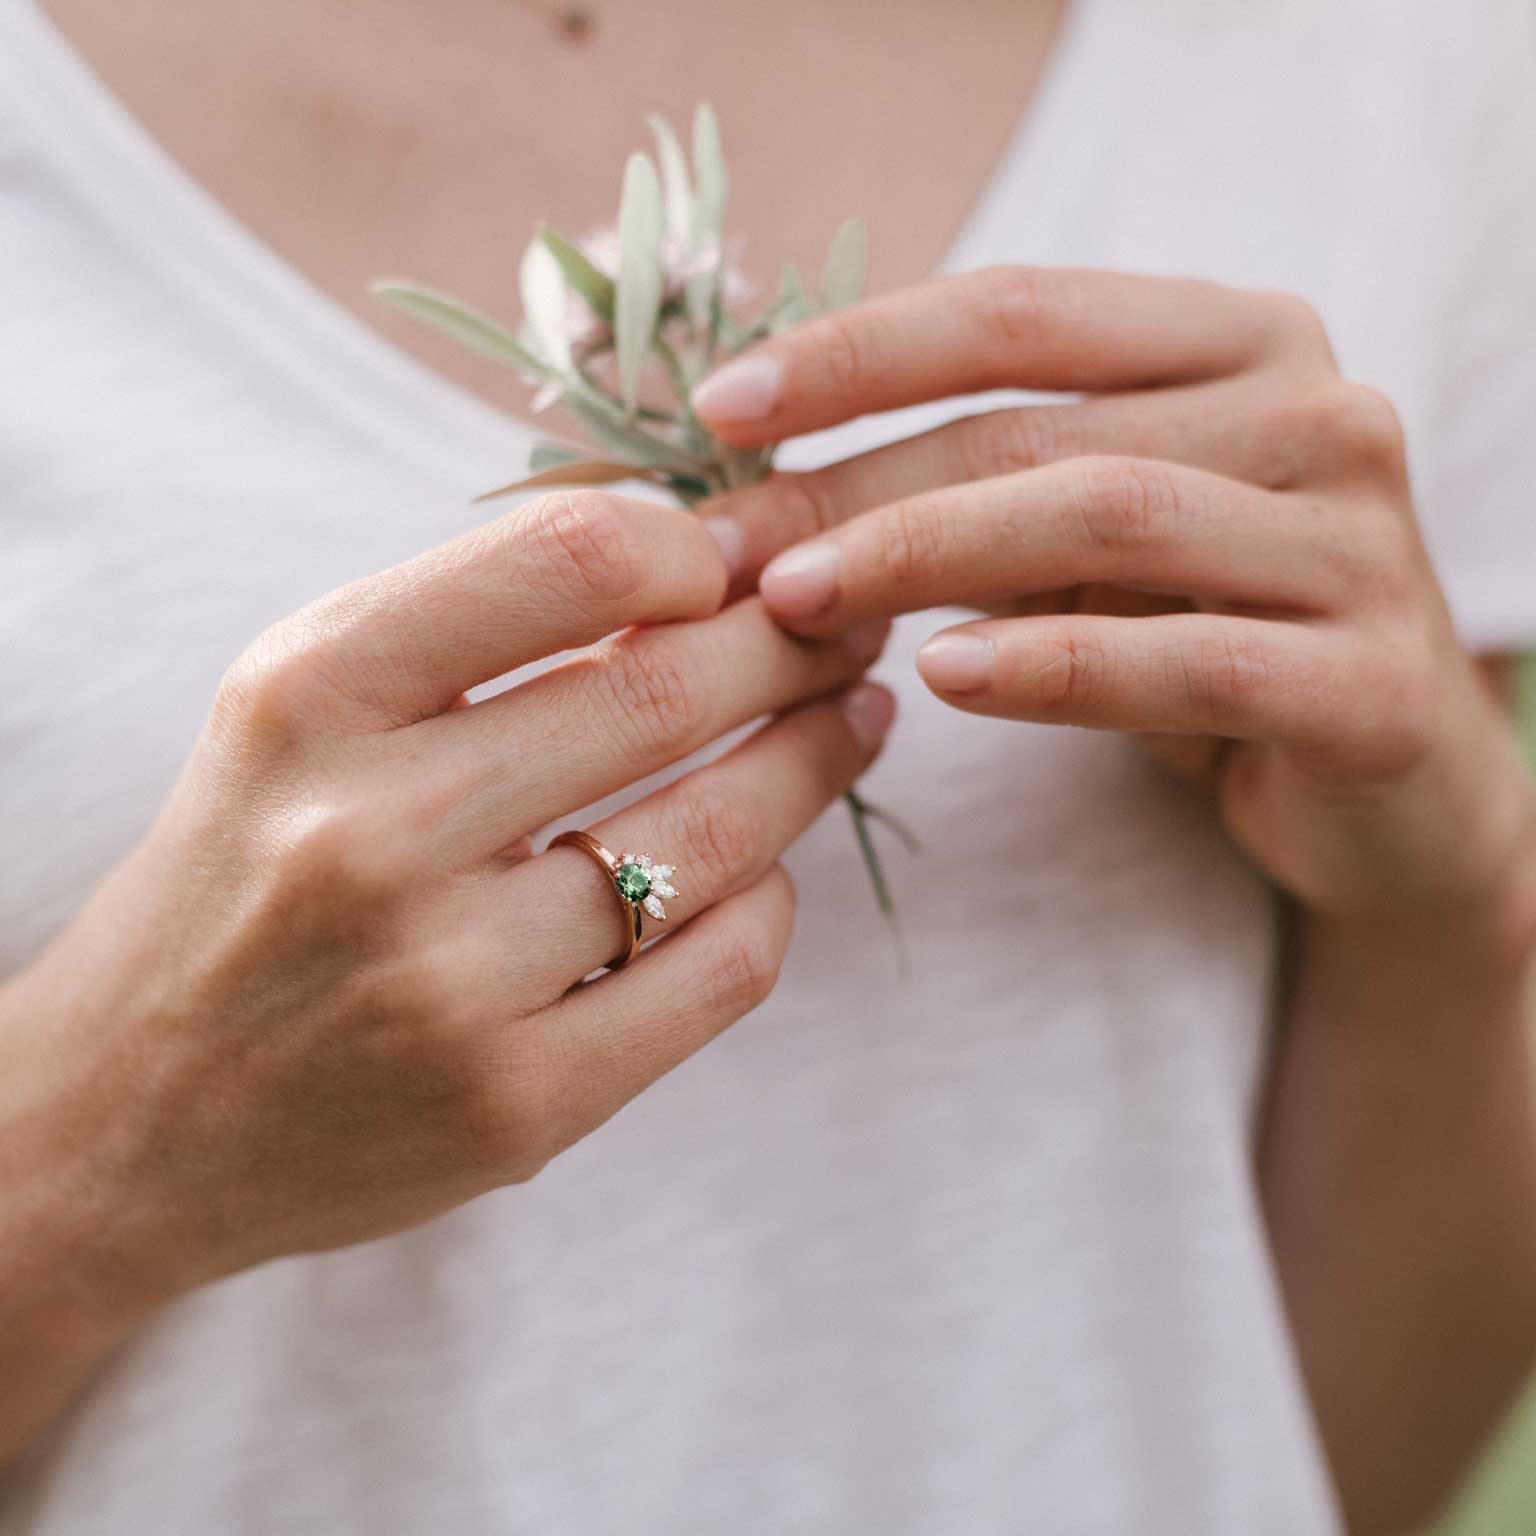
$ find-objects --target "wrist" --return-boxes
[0,978,194,1466]
[1326,707,1536,982]
[0,964,199,1346]
[1301,814,1536,1010]
[1440,686,1536,967]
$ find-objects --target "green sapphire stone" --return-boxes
[614,861,651,902]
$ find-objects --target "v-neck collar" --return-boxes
[1,0,1108,479]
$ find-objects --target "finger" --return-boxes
[503,683,894,1002]
[914,611,1341,750]
[690,266,1334,445]
[700,375,1328,591]
[523,865,797,1161]
[753,458,1347,638]
[427,599,890,848]
[252,491,731,729]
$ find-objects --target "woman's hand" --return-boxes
[693,267,1536,1528]
[0,490,891,1459]
[691,266,1536,936]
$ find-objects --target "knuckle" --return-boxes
[814,310,874,402]
[504,1157,550,1186]
[1031,622,1109,717]
[1177,630,1272,717]
[270,796,411,938]
[1255,289,1333,357]
[956,406,1074,483]
[213,624,320,740]
[1274,383,1408,487]
[1329,495,1418,604]
[593,633,701,757]
[1330,383,1408,478]
[699,918,785,1016]
[500,1155,549,1185]
[875,497,949,589]
[1260,388,1345,487]
[1074,456,1175,553]
[1371,504,1434,596]
[675,779,760,886]
[514,490,644,610]
[972,264,1050,353]
[1269,386,1340,465]
[775,470,840,541]
[353,959,467,1081]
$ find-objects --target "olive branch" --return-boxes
[371,103,913,961]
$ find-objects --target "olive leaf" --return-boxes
[528,439,584,473]
[565,366,677,436]
[685,103,728,336]
[718,267,806,354]
[369,279,546,373]
[562,390,705,475]
[372,106,910,967]
[647,114,693,246]
[537,225,615,326]
[519,237,572,370]
[473,459,662,504]
[614,151,665,414]
[770,262,814,334]
[819,216,867,310]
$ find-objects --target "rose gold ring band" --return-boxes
[549,829,642,970]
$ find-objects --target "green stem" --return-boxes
[651,334,713,459]
[845,787,908,973]
[855,797,923,857]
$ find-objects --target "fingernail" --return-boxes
[690,353,783,422]
[845,619,891,663]
[917,631,994,693]
[760,541,839,616]
[702,514,745,581]
[840,681,896,753]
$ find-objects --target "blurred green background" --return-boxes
[1429,653,1536,1535]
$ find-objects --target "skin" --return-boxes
[7,1,1533,1530]
[0,492,896,1461]
[37,0,1064,415]
[1,0,1057,1475]
[691,266,1536,1531]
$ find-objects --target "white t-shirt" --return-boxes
[3,1,1536,1531]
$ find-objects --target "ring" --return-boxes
[549,830,680,970]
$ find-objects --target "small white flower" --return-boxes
[556,226,756,355]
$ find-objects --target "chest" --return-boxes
[38,0,1063,418]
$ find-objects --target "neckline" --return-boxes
[2,0,1096,478]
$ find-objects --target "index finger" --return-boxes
[690,266,1332,445]
[247,490,730,729]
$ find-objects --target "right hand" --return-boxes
[2,490,892,1316]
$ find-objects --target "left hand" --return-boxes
[691,267,1536,933]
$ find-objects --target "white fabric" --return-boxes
[2,1,1535,1531]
